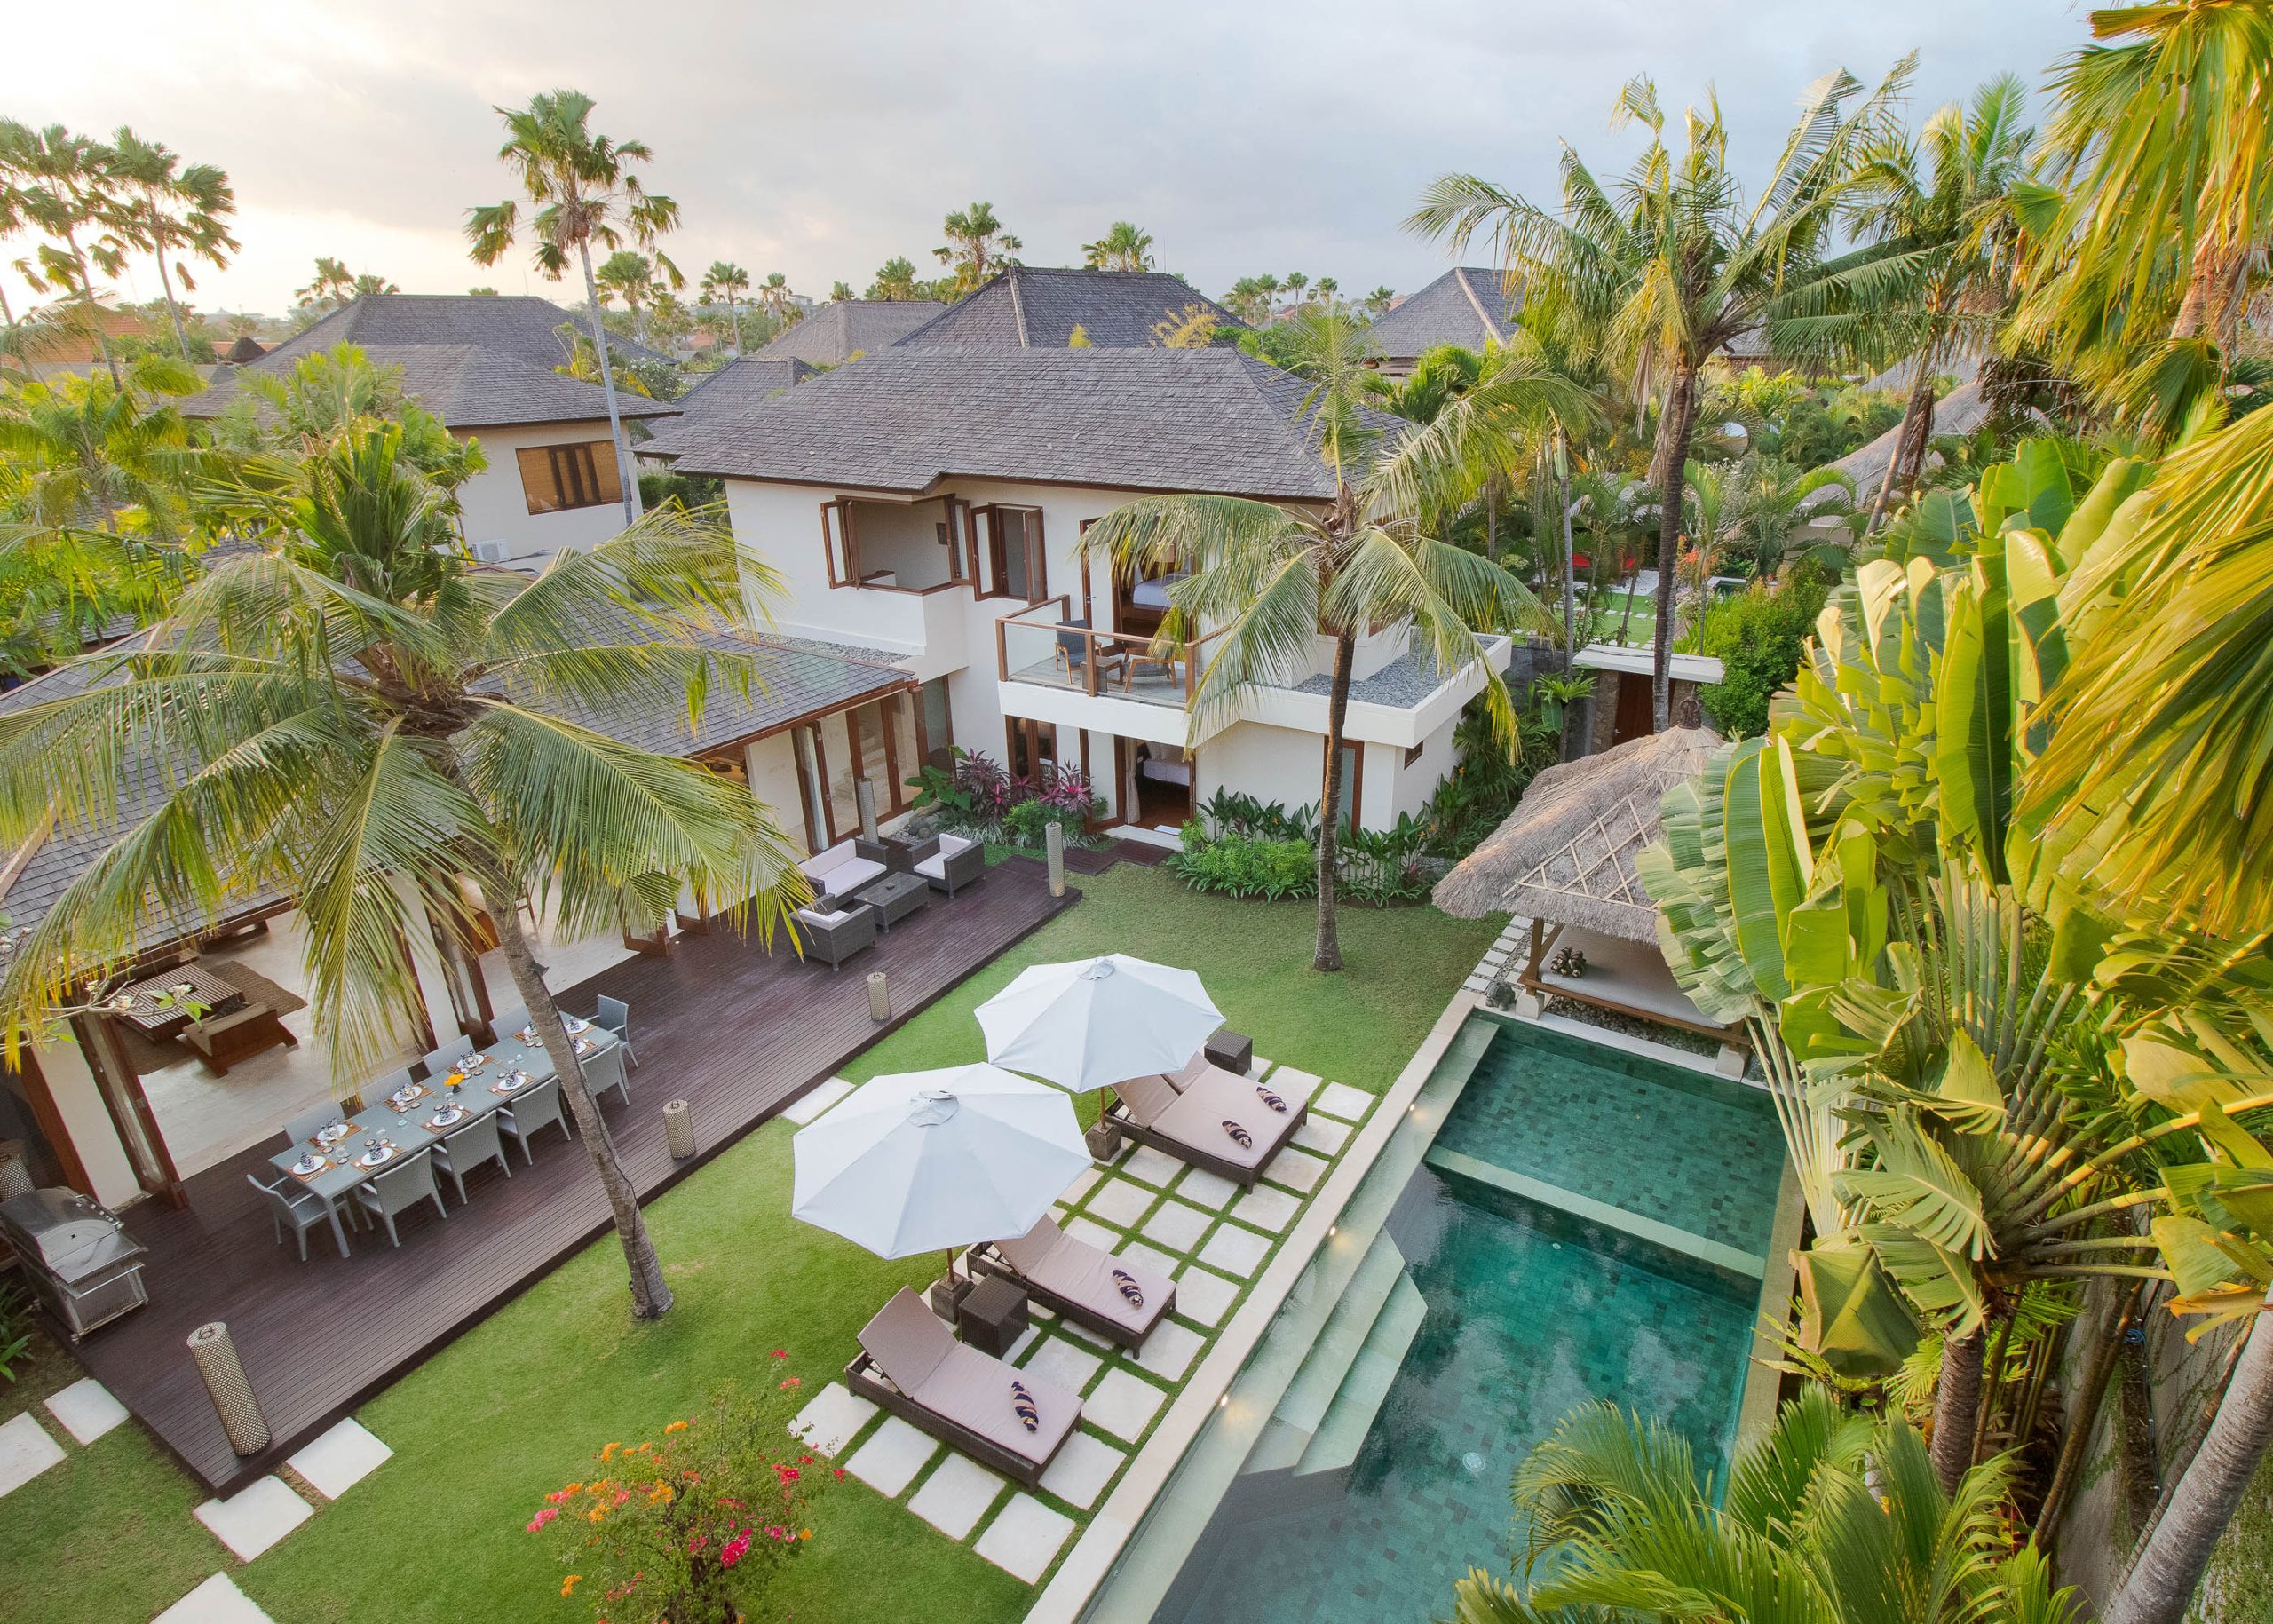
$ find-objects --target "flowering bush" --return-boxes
[526,1361,836,1624]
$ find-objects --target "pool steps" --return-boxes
[1422,1145,1768,1282]
[1296,1272,1427,1478]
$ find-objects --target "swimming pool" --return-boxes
[1159,1017,1784,1624]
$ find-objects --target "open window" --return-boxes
[518,440,621,514]
[821,496,970,592]
[975,505,1048,603]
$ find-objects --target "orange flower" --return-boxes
[601,1442,622,1461]
[798,1528,812,1541]
[664,1420,688,1434]
[562,1576,583,1597]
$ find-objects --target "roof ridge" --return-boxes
[1005,265,1031,347]
[1453,269,1505,343]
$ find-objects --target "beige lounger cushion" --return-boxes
[1112,1071,1181,1129]
[1139,1068,1309,1172]
[998,1219,1174,1337]
[859,1286,954,1392]
[858,1287,1079,1466]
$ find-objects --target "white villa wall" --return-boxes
[1199,721,1339,825]
[33,1035,138,1208]
[745,734,811,856]
[455,420,632,559]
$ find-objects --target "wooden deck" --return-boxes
[69,857,1079,1494]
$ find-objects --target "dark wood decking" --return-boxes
[70,858,1078,1494]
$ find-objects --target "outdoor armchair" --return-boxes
[799,840,888,899]
[908,833,986,899]
[794,901,877,970]
[247,1172,348,1262]
[497,1077,572,1164]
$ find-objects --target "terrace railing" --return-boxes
[994,595,1226,709]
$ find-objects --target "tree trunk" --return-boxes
[1312,630,1356,974]
[2104,1297,2273,1624]
[2169,231,2244,345]
[1648,368,1699,731]
[1869,368,1939,532]
[1933,1326,1988,1497]
[577,238,644,528]
[153,243,191,364]
[2041,1279,2134,1546]
[726,293,740,359]
[471,852,673,1319]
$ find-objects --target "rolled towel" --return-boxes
[1222,1120,1254,1150]
[1010,1379,1040,1433]
[1255,1083,1287,1113]
[1111,1267,1144,1309]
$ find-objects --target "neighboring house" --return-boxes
[1365,266,1521,375]
[642,347,1511,844]
[890,266,1246,349]
[665,357,813,435]
[741,300,948,368]
[182,295,678,564]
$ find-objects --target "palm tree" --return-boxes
[349,272,399,300]
[867,256,921,301]
[296,257,358,314]
[468,89,682,528]
[1283,272,1310,305]
[1363,285,1396,317]
[1082,221,1154,271]
[596,250,658,341]
[1412,63,1905,730]
[1,122,135,387]
[934,202,1020,295]
[0,432,803,1319]
[1720,455,1859,579]
[1088,308,1574,970]
[1454,1390,2084,1624]
[108,128,237,365]
[1315,277,1339,307]
[700,261,750,356]
[1222,277,1270,325]
[756,272,796,327]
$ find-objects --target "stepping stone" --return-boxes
[1230,1185,1300,1234]
[288,1418,392,1500]
[1139,1200,1210,1253]
[1263,1148,1330,1194]
[1313,1082,1372,1122]
[1462,976,1490,993]
[1199,1224,1271,1278]
[0,1412,65,1498]
[1084,1369,1168,1443]
[1063,1216,1122,1253]
[44,1377,127,1446]
[155,1573,275,1623]
[1084,1178,1154,1228]
[1172,1267,1239,1327]
[1018,1335,1104,1396]
[1120,1145,1184,1189]
[907,1451,1005,1539]
[845,1415,939,1497]
[1132,1320,1207,1382]
[1005,1325,1041,1363]
[1038,1430,1127,1510]
[1173,1168,1239,1211]
[1271,1066,1323,1099]
[788,1382,877,1455]
[1057,1316,1113,1350]
[1119,1240,1183,1281]
[1292,1116,1351,1157]
[781,1077,854,1124]
[1062,1167,1101,1203]
[974,1492,1075,1583]
[1250,1057,1276,1078]
[194,1476,313,1561]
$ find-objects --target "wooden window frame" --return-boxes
[1404,740,1426,768]
[518,440,620,515]
[977,505,1049,604]
[820,497,858,588]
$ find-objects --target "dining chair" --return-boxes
[490,1005,530,1043]
[582,1042,632,1110]
[351,1150,447,1248]
[431,1113,512,1204]
[497,1077,572,1165]
[421,1040,478,1079]
[247,1172,348,1261]
[281,1100,346,1146]
[593,995,636,1066]
[357,1067,416,1112]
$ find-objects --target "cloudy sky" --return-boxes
[7,0,2085,319]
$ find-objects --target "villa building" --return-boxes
[1366,265,1521,375]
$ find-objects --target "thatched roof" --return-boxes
[1432,726,1722,940]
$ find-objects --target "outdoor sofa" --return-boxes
[799,840,888,899]
[907,832,986,898]
[793,901,877,970]
[970,1216,1176,1349]
[844,1287,1080,1488]
[1104,1060,1313,1187]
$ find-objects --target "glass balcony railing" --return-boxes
[995,596,1224,709]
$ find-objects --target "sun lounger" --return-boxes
[970,1216,1177,1350]
[1105,1066,1311,1187]
[844,1287,1080,1488]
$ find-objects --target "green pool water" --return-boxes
[1167,1020,1781,1624]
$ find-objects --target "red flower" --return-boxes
[770,1349,788,1359]
[766,1525,788,1541]
[774,1465,801,1484]
[525,1506,559,1533]
[720,1531,753,1569]
[831,1468,845,1481]
[779,1376,802,1389]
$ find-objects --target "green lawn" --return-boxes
[0,865,1499,1624]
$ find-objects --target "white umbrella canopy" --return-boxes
[790,1064,1090,1260]
[976,953,1225,1093]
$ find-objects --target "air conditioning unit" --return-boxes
[473,540,511,563]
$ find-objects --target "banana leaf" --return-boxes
[1794,1237,1921,1379]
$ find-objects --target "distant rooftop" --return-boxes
[253,293,672,369]
[742,300,947,368]
[181,342,674,432]
[1366,267,1521,361]
[891,266,1245,350]
[668,357,815,433]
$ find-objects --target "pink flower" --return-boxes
[719,1532,753,1569]
[769,1349,788,1359]
[779,1376,802,1390]
[525,1506,559,1532]
[766,1525,788,1541]
[687,1534,708,1554]
[774,1465,801,1484]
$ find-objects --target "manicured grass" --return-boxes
[0,866,1499,1623]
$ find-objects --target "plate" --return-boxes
[497,1071,529,1092]
[293,1156,323,1176]
[357,1147,394,1168]
[427,1108,466,1130]
[564,1016,590,1034]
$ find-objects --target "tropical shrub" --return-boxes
[1166,824,1319,900]
[1692,560,1831,737]
[1198,788,1319,844]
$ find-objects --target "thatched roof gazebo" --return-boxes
[1435,725,1739,1043]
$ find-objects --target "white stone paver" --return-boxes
[1056,1315,1112,1349]
[1199,1224,1271,1278]
[1230,1184,1301,1234]
[781,1076,854,1124]
[1173,1168,1239,1210]
[1084,1368,1168,1442]
[1038,1430,1127,1510]
[1138,1200,1210,1252]
[1119,1145,1184,1189]
[44,1377,128,1446]
[1132,1320,1207,1382]
[0,1411,65,1498]
[1083,1178,1154,1228]
[1313,1081,1371,1121]
[1005,1325,1041,1363]
[154,1573,275,1623]
[1292,1115,1352,1157]
[1270,1065,1323,1099]
[907,1451,1006,1539]
[1019,1335,1105,1396]
[1251,1056,1275,1076]
[974,1492,1076,1583]
[1172,1267,1240,1327]
[286,1418,391,1500]
[1062,1167,1101,1203]
[846,1415,940,1497]
[789,1382,878,1455]
[1117,1240,1184,1282]
[194,1476,313,1561]
[1063,1216,1122,1253]
[1263,1147,1330,1194]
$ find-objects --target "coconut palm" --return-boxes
[596,250,658,341]
[0,429,802,1319]
[1363,285,1396,318]
[296,257,357,314]
[934,202,1020,295]
[349,272,399,300]
[867,257,921,301]
[108,128,237,365]
[756,272,796,327]
[1411,62,1907,730]
[1088,307,1575,970]
[468,89,682,527]
[0,121,135,387]
[1082,221,1155,272]
[1720,455,1860,580]
[700,260,749,355]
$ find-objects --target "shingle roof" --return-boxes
[891,267,1246,350]
[641,347,1406,499]
[181,343,677,430]
[742,301,948,367]
[258,293,672,368]
[1366,267,1521,361]
[668,357,813,433]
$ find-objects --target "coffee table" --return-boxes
[957,1272,1030,1359]
[855,870,930,932]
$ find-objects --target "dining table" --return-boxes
[265,1019,621,1258]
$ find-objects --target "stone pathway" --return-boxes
[788,1058,1377,1588]
[1462,918,1529,996]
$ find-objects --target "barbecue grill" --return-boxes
[0,1187,149,1339]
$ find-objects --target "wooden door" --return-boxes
[1611,671,1655,746]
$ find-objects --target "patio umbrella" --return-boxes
[976,953,1224,1093]
[790,1065,1089,1261]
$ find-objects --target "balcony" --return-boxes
[996,596,1227,709]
